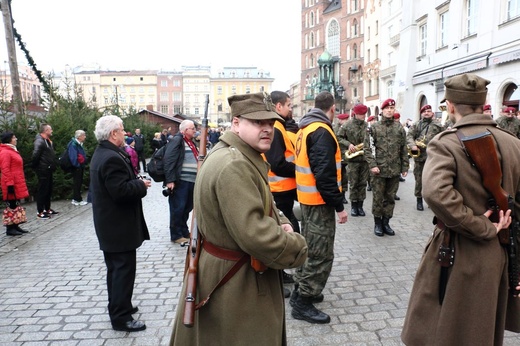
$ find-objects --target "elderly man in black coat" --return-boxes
[90,115,151,332]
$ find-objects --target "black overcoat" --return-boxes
[90,140,149,252]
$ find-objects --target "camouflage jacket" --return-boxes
[496,116,520,138]
[406,119,444,162]
[336,118,367,162]
[363,117,409,177]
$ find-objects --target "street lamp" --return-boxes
[335,84,345,112]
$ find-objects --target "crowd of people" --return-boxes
[2,73,520,344]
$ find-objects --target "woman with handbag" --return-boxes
[0,131,29,236]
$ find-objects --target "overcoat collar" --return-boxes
[452,113,497,129]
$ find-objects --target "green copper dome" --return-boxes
[318,50,333,64]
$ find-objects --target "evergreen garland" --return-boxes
[5,0,53,97]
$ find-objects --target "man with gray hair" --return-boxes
[68,130,87,205]
[164,119,198,245]
[90,115,151,332]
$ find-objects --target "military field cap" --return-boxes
[440,73,490,105]
[393,112,401,119]
[353,103,368,115]
[381,98,395,109]
[420,105,432,113]
[367,115,376,122]
[504,106,516,114]
[228,92,284,122]
[483,104,492,111]
[337,113,349,120]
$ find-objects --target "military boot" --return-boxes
[382,216,395,236]
[351,201,359,217]
[291,295,330,324]
[357,200,366,216]
[367,182,372,191]
[289,285,324,307]
[374,216,384,237]
[342,192,348,204]
[416,197,424,211]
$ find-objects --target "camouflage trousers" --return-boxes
[340,163,348,192]
[294,203,336,297]
[413,159,426,198]
[347,161,369,202]
[371,175,400,218]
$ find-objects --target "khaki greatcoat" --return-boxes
[401,114,520,345]
[170,131,308,346]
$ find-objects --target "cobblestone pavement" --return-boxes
[1,171,520,345]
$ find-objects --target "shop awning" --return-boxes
[489,48,520,65]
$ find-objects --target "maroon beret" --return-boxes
[367,115,375,122]
[504,106,516,114]
[420,105,432,113]
[483,104,492,111]
[337,113,349,120]
[393,112,401,119]
[352,104,368,115]
[381,98,395,109]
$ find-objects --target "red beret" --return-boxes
[420,105,432,113]
[483,104,492,111]
[352,104,368,115]
[504,106,516,114]
[393,112,401,119]
[381,98,395,109]
[337,113,349,120]
[367,116,375,122]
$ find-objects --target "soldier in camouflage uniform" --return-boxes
[364,99,409,237]
[334,113,350,204]
[406,104,444,211]
[337,104,369,216]
[496,106,520,138]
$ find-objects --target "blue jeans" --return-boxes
[168,180,194,241]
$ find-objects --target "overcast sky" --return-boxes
[1,0,301,90]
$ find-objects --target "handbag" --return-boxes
[3,203,27,226]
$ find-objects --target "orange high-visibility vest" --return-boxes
[295,122,342,205]
[262,121,297,192]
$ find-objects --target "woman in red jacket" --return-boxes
[0,131,30,235]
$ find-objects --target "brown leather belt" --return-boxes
[202,240,246,261]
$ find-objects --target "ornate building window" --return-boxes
[327,20,340,57]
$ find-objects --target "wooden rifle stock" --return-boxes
[460,131,509,244]
[460,131,520,296]
[182,95,210,327]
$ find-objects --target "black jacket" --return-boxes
[299,108,344,212]
[164,132,185,184]
[31,134,57,173]
[133,134,145,152]
[90,140,149,252]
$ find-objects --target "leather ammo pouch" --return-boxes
[435,218,455,268]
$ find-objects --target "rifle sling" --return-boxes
[195,239,249,310]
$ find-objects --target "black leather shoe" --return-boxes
[15,225,28,233]
[284,287,291,298]
[282,271,294,284]
[112,320,146,332]
[367,184,372,191]
[374,217,384,237]
[399,176,405,182]
[130,306,139,314]
[394,195,400,200]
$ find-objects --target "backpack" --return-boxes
[147,144,167,182]
[59,143,73,172]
